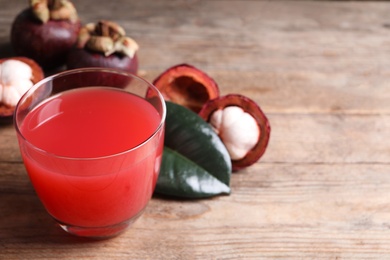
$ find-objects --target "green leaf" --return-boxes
[155,102,232,198]
[157,147,231,198]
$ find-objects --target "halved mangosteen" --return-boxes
[152,64,219,113]
[0,57,44,123]
[199,94,271,171]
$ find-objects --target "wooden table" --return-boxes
[1,0,390,259]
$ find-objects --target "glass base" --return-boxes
[57,210,145,239]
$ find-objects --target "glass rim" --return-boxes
[14,67,166,161]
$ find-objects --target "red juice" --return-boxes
[18,87,164,229]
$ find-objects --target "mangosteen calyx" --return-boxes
[77,20,139,58]
[31,0,78,23]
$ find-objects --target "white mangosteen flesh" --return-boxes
[210,106,260,160]
[0,60,33,107]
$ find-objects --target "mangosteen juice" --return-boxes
[17,87,164,236]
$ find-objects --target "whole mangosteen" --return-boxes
[66,20,139,74]
[11,0,81,69]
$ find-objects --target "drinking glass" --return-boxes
[14,68,166,238]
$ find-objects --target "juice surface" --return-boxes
[21,87,160,158]
[18,87,164,227]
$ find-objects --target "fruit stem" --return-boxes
[48,0,62,10]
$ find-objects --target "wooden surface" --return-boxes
[1,0,390,259]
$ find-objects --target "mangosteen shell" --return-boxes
[66,48,139,75]
[152,63,220,113]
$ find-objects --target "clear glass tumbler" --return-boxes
[14,68,166,238]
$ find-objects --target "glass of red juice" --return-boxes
[14,68,166,238]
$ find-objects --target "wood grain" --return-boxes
[1,0,390,259]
